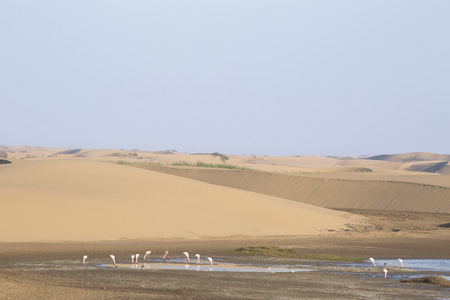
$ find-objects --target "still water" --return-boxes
[98,258,450,278]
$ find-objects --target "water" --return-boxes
[96,258,450,279]
[100,260,312,273]
[13,258,450,278]
[327,259,450,272]
[370,259,450,272]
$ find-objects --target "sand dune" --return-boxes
[0,160,361,242]
[6,146,449,175]
[368,152,450,163]
[138,165,450,213]
[404,161,450,175]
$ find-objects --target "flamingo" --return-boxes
[183,252,190,263]
[143,251,151,260]
[397,258,404,268]
[207,257,213,267]
[383,268,388,278]
[163,250,169,262]
[135,253,139,264]
[131,255,135,264]
[110,255,116,266]
[83,255,87,264]
[369,257,376,267]
[195,254,200,264]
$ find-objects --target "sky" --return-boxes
[1,1,449,156]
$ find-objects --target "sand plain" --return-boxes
[0,146,449,299]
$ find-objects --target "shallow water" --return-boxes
[101,260,313,273]
[97,258,450,280]
[326,259,450,271]
[326,259,450,281]
[11,258,450,280]
[373,259,450,272]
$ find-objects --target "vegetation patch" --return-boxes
[114,160,134,165]
[232,246,362,261]
[172,161,254,170]
[401,276,450,287]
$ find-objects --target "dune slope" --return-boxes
[0,160,361,242]
[138,166,450,213]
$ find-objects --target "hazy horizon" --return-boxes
[2,1,449,156]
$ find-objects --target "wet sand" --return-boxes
[1,211,449,299]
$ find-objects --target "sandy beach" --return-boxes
[0,147,449,299]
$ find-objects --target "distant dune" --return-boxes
[0,160,361,242]
[137,165,450,213]
[405,161,450,174]
[368,152,450,163]
[53,149,82,155]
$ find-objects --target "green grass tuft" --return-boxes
[172,161,254,170]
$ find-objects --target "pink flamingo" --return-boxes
[183,252,190,263]
[110,255,116,266]
[83,255,87,264]
[383,268,388,278]
[135,253,139,264]
[163,250,169,262]
[207,257,213,267]
[131,255,135,264]
[195,254,200,264]
[369,258,376,267]
[143,251,151,260]
[397,258,404,268]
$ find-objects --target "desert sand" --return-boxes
[0,146,449,299]
[0,159,363,242]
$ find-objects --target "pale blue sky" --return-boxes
[1,1,449,156]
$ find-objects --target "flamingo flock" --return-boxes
[83,251,214,269]
[83,253,400,278]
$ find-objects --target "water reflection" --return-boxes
[102,261,312,273]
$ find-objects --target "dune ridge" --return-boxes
[136,165,450,213]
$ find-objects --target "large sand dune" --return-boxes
[138,165,450,213]
[0,160,361,242]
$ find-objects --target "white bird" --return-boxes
[135,253,139,264]
[183,252,190,263]
[143,251,151,260]
[131,255,135,264]
[195,254,200,264]
[83,255,87,264]
[383,268,388,278]
[397,258,404,268]
[369,257,376,267]
[163,250,169,262]
[110,255,116,266]
[207,257,213,267]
